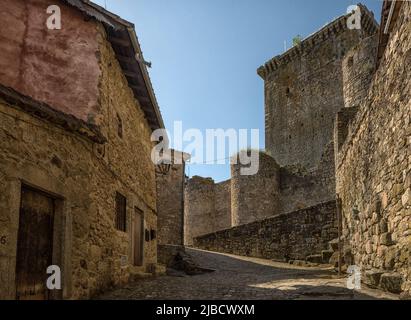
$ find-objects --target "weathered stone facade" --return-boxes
[194,201,337,262]
[184,6,379,239]
[156,150,189,264]
[184,176,232,246]
[0,0,162,299]
[258,6,378,172]
[156,150,188,247]
[231,151,280,226]
[342,34,379,109]
[336,2,411,295]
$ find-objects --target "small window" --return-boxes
[115,192,127,232]
[150,229,157,240]
[116,113,123,138]
[286,87,291,97]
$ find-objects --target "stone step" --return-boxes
[380,273,403,294]
[328,238,339,252]
[321,250,334,264]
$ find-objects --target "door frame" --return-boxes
[133,207,144,267]
[15,182,65,300]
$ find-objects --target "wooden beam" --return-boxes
[116,54,136,64]
[123,70,139,79]
[137,96,152,105]
[109,36,131,47]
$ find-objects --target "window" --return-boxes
[115,192,127,232]
[150,229,157,240]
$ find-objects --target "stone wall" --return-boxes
[231,151,280,226]
[0,12,158,299]
[0,0,101,123]
[156,150,188,247]
[194,201,337,262]
[336,2,411,295]
[184,177,216,246]
[185,146,336,239]
[258,7,378,173]
[280,141,336,214]
[184,176,232,245]
[214,180,232,231]
[342,34,378,108]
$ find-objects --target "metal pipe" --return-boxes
[384,1,396,34]
[336,194,343,276]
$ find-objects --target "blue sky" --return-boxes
[92,0,382,182]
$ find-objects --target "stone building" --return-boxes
[156,149,190,263]
[335,1,410,296]
[193,1,411,297]
[0,0,164,299]
[185,4,378,240]
[184,176,232,246]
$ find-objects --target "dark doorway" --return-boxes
[133,208,144,266]
[15,186,55,300]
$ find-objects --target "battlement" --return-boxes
[257,4,378,80]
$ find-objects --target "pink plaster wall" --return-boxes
[0,0,101,123]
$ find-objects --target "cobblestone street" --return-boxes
[98,249,397,300]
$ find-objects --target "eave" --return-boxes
[61,0,165,131]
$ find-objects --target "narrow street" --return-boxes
[99,248,397,300]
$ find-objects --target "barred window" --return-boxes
[115,192,127,232]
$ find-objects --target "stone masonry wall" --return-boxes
[336,3,411,295]
[184,146,335,239]
[184,177,216,246]
[259,8,378,173]
[194,201,337,262]
[156,150,187,247]
[0,0,101,123]
[280,141,336,214]
[231,151,280,226]
[0,17,157,299]
[342,34,378,108]
[214,180,232,231]
[184,176,232,245]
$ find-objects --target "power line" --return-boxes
[186,156,232,165]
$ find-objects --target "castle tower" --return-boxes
[258,6,378,171]
[342,34,379,108]
[231,151,281,226]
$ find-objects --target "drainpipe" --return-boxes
[336,194,343,276]
[384,0,396,35]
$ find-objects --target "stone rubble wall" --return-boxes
[280,141,336,214]
[214,180,232,231]
[194,201,337,262]
[342,34,378,108]
[185,147,335,238]
[336,2,411,296]
[261,12,378,172]
[0,17,157,299]
[231,151,281,226]
[184,176,216,246]
[0,0,101,123]
[156,150,187,247]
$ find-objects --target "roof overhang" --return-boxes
[61,0,164,131]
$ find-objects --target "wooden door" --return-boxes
[133,208,144,266]
[16,187,55,300]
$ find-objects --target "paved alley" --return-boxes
[98,248,397,300]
